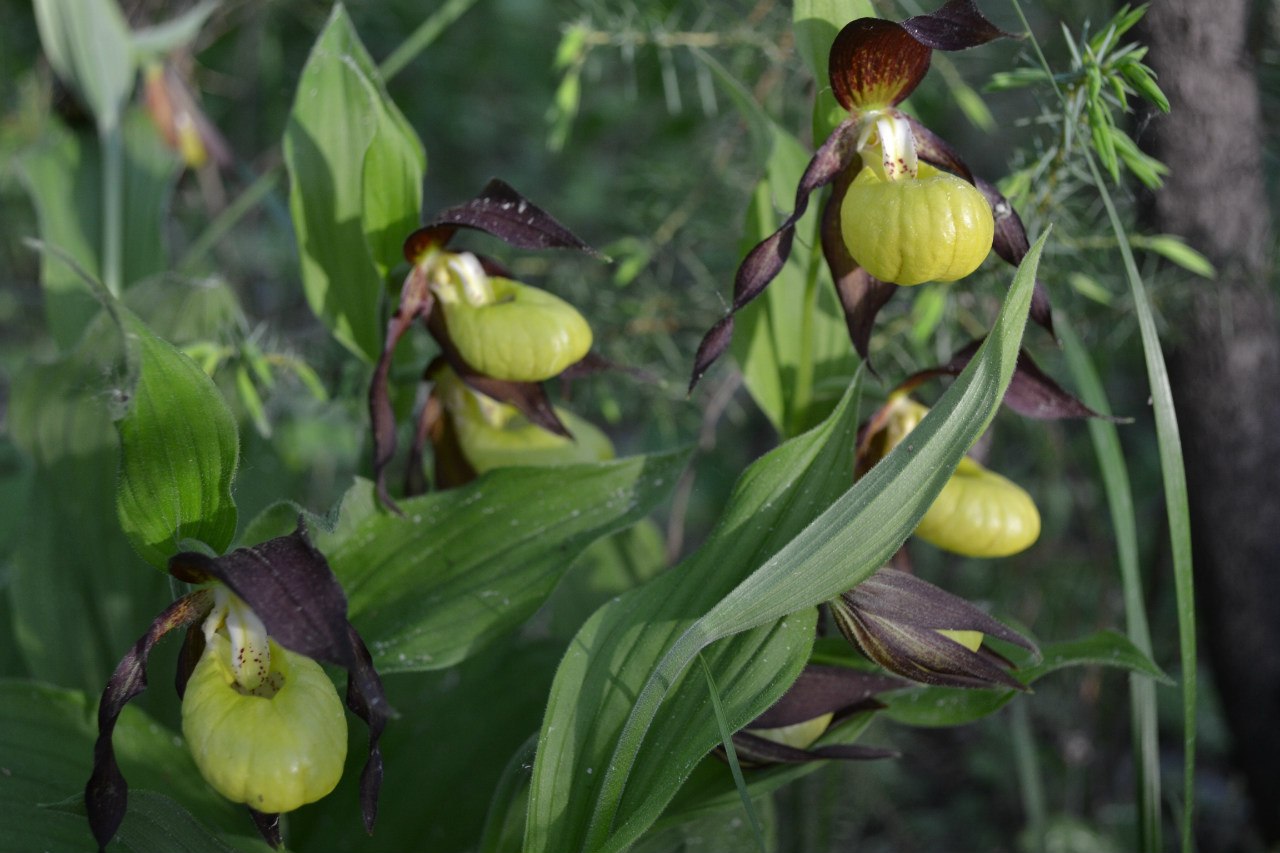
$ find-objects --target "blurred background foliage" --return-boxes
[0,0,1274,850]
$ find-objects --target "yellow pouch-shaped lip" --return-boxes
[454,404,614,473]
[840,162,994,286]
[914,456,1041,557]
[441,277,592,382]
[746,713,834,751]
[183,635,347,813]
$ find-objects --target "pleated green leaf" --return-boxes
[283,3,426,363]
[116,311,239,568]
[525,231,1047,853]
[322,452,685,673]
[33,0,133,133]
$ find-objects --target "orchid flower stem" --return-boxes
[101,122,123,297]
[179,167,281,273]
[1007,1,1196,850]
[789,211,824,437]
[378,0,480,82]
[1011,701,1046,853]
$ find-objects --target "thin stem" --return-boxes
[179,167,281,273]
[101,122,124,297]
[1007,2,1197,848]
[379,0,481,82]
[1011,700,1046,853]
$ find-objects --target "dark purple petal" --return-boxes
[247,809,282,849]
[175,624,206,701]
[749,665,906,729]
[829,19,932,109]
[404,376,438,497]
[344,623,388,834]
[690,118,861,390]
[168,524,352,668]
[973,176,1056,337]
[904,115,974,183]
[86,590,214,852]
[405,178,603,261]
[419,377,481,490]
[821,170,898,369]
[900,340,1128,422]
[730,731,898,765]
[901,0,1013,51]
[370,265,435,514]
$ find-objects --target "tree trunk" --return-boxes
[1144,0,1280,843]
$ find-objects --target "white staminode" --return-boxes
[445,252,496,306]
[204,586,272,692]
[856,109,918,181]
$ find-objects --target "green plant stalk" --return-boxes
[1007,2,1197,847]
[699,654,767,853]
[101,122,124,297]
[179,167,282,272]
[1061,321,1161,852]
[789,213,825,437]
[378,0,481,82]
[1085,149,1196,852]
[1011,700,1046,853]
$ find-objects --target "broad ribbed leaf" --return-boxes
[323,452,685,673]
[526,377,864,853]
[7,341,171,694]
[527,231,1047,853]
[284,4,425,362]
[0,680,257,853]
[33,0,133,132]
[882,630,1170,727]
[116,312,239,568]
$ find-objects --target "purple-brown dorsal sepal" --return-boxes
[406,178,603,262]
[689,118,861,391]
[905,115,975,183]
[901,340,1128,422]
[425,308,572,438]
[168,523,355,669]
[821,170,898,369]
[247,809,282,850]
[731,731,899,765]
[972,176,1056,338]
[749,665,907,729]
[829,18,932,110]
[344,623,387,834]
[86,590,214,852]
[901,0,1013,51]
[175,623,206,701]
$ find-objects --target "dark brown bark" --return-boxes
[1145,0,1280,842]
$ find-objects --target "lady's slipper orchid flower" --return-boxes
[142,60,232,170]
[831,568,1039,690]
[856,340,1124,557]
[725,665,906,766]
[860,392,1041,558]
[690,0,1054,388]
[85,522,388,852]
[370,179,606,509]
[422,363,615,487]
